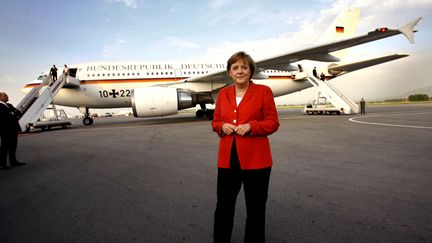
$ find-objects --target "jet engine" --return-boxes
[131,87,197,117]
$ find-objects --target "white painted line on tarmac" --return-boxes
[348,112,432,129]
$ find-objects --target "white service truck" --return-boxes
[303,97,344,115]
[27,108,72,131]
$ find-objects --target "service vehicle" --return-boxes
[303,97,345,115]
[27,108,72,131]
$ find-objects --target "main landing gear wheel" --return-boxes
[196,110,205,118]
[206,110,214,120]
[195,109,214,120]
[83,117,93,125]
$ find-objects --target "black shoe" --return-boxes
[11,161,26,166]
[0,165,11,170]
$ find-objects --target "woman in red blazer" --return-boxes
[212,52,279,243]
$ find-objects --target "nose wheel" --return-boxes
[83,117,93,125]
[82,107,94,125]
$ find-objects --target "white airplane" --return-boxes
[24,8,421,125]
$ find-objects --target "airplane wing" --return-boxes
[328,54,409,76]
[257,17,421,67]
[181,17,421,83]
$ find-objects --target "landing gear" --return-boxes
[83,107,94,125]
[206,110,214,120]
[196,104,214,120]
[196,109,205,118]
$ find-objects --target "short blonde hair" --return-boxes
[227,51,256,80]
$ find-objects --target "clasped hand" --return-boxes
[222,123,251,136]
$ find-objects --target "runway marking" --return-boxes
[348,111,432,129]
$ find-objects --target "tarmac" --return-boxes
[1,103,431,243]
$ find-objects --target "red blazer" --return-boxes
[212,82,279,169]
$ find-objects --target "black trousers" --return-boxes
[8,133,18,163]
[213,142,271,243]
[0,133,9,167]
[0,132,18,166]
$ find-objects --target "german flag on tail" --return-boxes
[336,26,344,33]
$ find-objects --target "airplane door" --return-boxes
[174,69,182,80]
[68,68,77,78]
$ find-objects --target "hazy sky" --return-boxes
[0,0,431,110]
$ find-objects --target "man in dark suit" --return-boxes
[360,98,366,114]
[313,67,318,78]
[0,92,25,170]
[50,64,58,81]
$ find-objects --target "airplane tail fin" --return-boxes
[319,8,361,62]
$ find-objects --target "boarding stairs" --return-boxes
[17,73,71,132]
[305,72,359,114]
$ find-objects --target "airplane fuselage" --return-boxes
[26,61,313,108]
